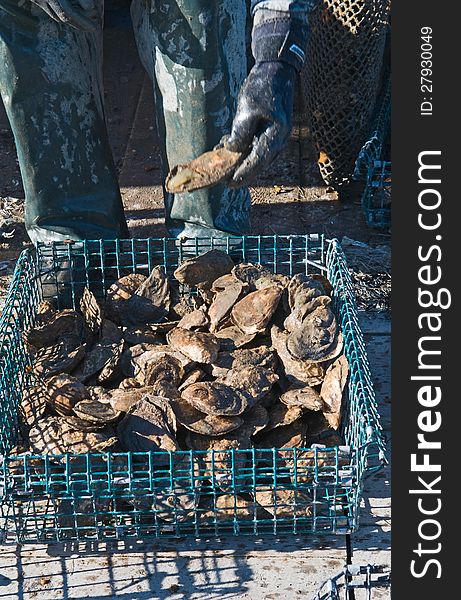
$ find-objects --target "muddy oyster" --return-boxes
[117,394,178,453]
[214,326,257,351]
[104,273,147,323]
[45,374,89,416]
[165,146,243,193]
[211,346,278,378]
[24,310,90,350]
[320,355,349,429]
[29,416,117,455]
[123,325,164,346]
[121,344,193,380]
[167,327,220,364]
[170,398,243,436]
[231,285,283,334]
[173,250,234,289]
[73,341,120,384]
[178,367,206,391]
[280,385,324,411]
[208,274,246,332]
[143,354,184,387]
[121,265,170,326]
[220,366,278,410]
[80,287,103,335]
[264,402,304,433]
[20,385,47,427]
[286,304,342,362]
[181,381,247,416]
[256,419,307,450]
[231,263,289,291]
[32,338,86,378]
[177,306,209,331]
[73,398,121,424]
[271,325,327,385]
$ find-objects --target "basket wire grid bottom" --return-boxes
[0,235,385,543]
[312,565,391,600]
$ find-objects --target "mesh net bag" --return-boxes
[301,0,391,189]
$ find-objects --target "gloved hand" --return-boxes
[225,60,296,186]
[30,0,99,32]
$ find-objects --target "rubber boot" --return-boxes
[131,0,251,242]
[0,0,128,244]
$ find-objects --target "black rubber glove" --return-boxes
[30,0,99,32]
[225,60,296,186]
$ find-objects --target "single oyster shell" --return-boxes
[173,250,234,289]
[122,344,193,379]
[73,342,119,383]
[121,265,170,326]
[46,374,89,416]
[181,381,247,416]
[104,273,147,324]
[80,287,103,335]
[220,366,278,410]
[256,419,307,449]
[169,293,203,319]
[170,398,243,436]
[120,342,165,378]
[117,395,178,453]
[214,326,257,351]
[165,147,243,193]
[24,310,90,349]
[287,274,327,310]
[271,325,327,385]
[320,355,349,429]
[211,346,278,378]
[73,399,121,424]
[32,338,85,378]
[60,415,107,432]
[97,339,124,384]
[151,379,181,400]
[253,489,312,518]
[178,367,206,391]
[20,385,47,427]
[284,294,331,333]
[109,386,156,413]
[168,327,220,364]
[280,385,324,411]
[143,354,185,388]
[232,263,289,291]
[208,276,245,332]
[264,402,304,432]
[286,304,340,362]
[177,307,209,330]
[119,377,142,390]
[231,285,283,334]
[29,416,116,455]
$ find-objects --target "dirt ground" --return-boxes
[0,6,391,313]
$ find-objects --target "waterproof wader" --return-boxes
[0,0,250,243]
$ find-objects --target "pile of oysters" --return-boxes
[20,250,349,520]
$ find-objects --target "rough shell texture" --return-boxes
[29,416,117,455]
[97,339,124,384]
[123,326,164,346]
[80,287,103,335]
[73,399,120,424]
[104,274,147,323]
[117,395,178,453]
[232,263,289,291]
[46,374,89,416]
[320,355,349,429]
[214,326,257,351]
[24,310,89,349]
[173,250,234,289]
[109,386,157,413]
[100,319,123,345]
[265,402,304,432]
[181,381,247,416]
[280,385,324,411]
[211,346,278,378]
[256,419,307,449]
[168,328,220,364]
[271,325,326,385]
[253,489,312,517]
[143,354,184,388]
[177,307,209,331]
[32,339,85,378]
[171,398,243,436]
[73,342,118,383]
[178,367,206,391]
[231,285,283,334]
[220,366,278,409]
[165,147,243,193]
[121,266,170,326]
[286,304,339,362]
[208,279,244,332]
[20,385,47,427]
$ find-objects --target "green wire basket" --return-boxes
[0,235,386,543]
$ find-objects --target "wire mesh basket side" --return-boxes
[0,236,385,542]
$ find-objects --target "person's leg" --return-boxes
[131,0,250,240]
[0,0,128,244]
